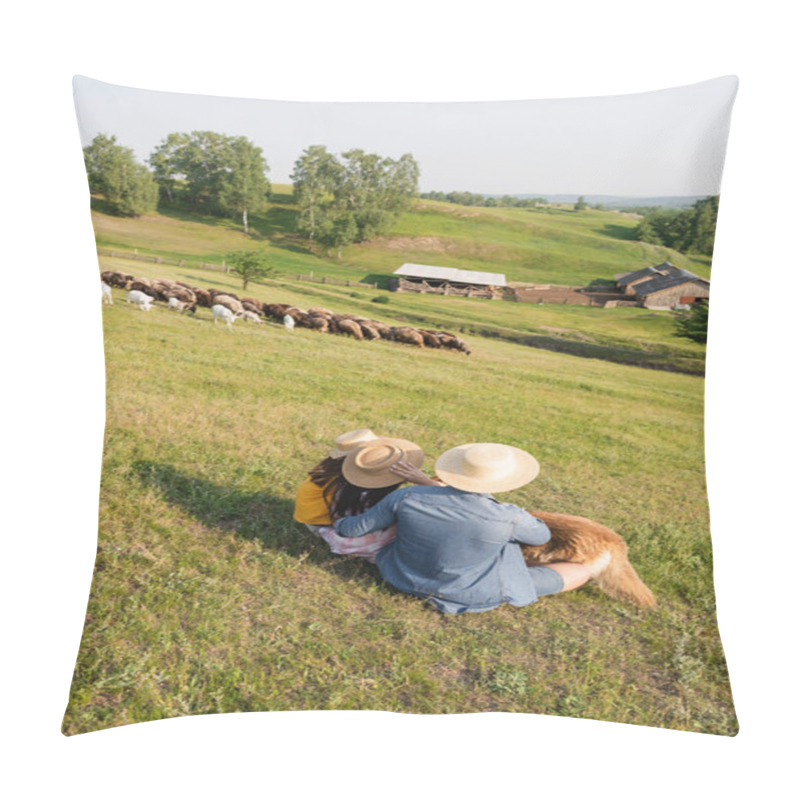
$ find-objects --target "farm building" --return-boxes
[616,262,710,309]
[388,263,506,299]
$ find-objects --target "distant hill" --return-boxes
[497,194,707,209]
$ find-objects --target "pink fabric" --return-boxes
[315,524,396,563]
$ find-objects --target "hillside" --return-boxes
[90,185,712,288]
[90,187,709,373]
[63,288,735,735]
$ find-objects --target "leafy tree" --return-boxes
[218,137,271,233]
[149,132,270,231]
[574,196,587,211]
[634,196,719,255]
[687,195,719,256]
[292,147,419,251]
[291,145,342,249]
[226,250,275,290]
[316,213,358,259]
[82,134,158,217]
[675,301,709,344]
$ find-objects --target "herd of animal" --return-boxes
[100,270,472,354]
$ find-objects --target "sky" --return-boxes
[73,74,737,198]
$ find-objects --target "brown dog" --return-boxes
[521,511,656,608]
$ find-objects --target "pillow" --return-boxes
[65,74,738,735]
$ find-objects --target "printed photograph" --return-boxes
[64,75,738,735]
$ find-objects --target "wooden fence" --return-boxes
[97,249,228,272]
[295,274,378,289]
[98,250,380,289]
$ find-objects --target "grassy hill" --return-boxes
[63,290,735,735]
[90,186,709,373]
[90,184,712,287]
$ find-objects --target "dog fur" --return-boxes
[521,510,656,608]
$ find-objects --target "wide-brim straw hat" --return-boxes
[330,428,379,459]
[435,443,539,493]
[342,438,425,488]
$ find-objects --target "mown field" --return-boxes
[63,273,736,735]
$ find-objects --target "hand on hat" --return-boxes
[390,460,440,486]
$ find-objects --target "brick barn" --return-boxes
[616,262,710,309]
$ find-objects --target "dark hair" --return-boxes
[308,456,401,518]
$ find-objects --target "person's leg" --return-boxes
[528,562,592,595]
[545,561,592,592]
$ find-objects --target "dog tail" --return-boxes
[592,549,656,609]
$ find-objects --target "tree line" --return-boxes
[82,134,419,253]
[83,132,270,234]
[633,196,720,256]
[420,190,549,208]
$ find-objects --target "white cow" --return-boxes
[101,282,113,305]
[126,289,153,311]
[212,304,238,327]
[283,313,295,331]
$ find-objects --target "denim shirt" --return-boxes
[334,485,551,615]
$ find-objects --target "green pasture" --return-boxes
[89,185,712,288]
[63,285,735,735]
[98,253,707,374]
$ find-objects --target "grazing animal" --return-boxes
[307,307,334,316]
[391,326,425,348]
[359,322,382,340]
[241,310,263,324]
[212,294,245,316]
[102,271,133,288]
[264,303,290,321]
[242,298,266,314]
[101,282,113,305]
[167,296,196,313]
[283,314,295,331]
[420,330,442,348]
[337,318,364,340]
[126,289,153,311]
[520,510,656,608]
[192,288,213,308]
[308,315,329,333]
[212,304,239,327]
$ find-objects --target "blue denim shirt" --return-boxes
[334,485,551,614]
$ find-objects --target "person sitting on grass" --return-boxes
[332,442,591,614]
[293,429,437,561]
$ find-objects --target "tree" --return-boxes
[687,195,719,256]
[675,301,709,344]
[316,213,358,259]
[149,132,270,230]
[219,137,271,233]
[82,134,158,217]
[226,250,275,290]
[291,145,342,249]
[291,147,419,251]
[574,196,587,211]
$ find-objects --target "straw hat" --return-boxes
[342,438,425,488]
[435,443,539,493]
[330,428,379,459]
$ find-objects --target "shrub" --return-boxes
[371,295,390,304]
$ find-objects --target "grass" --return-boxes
[62,287,736,736]
[98,253,707,374]
[89,185,712,288]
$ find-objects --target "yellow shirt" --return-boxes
[293,477,334,525]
